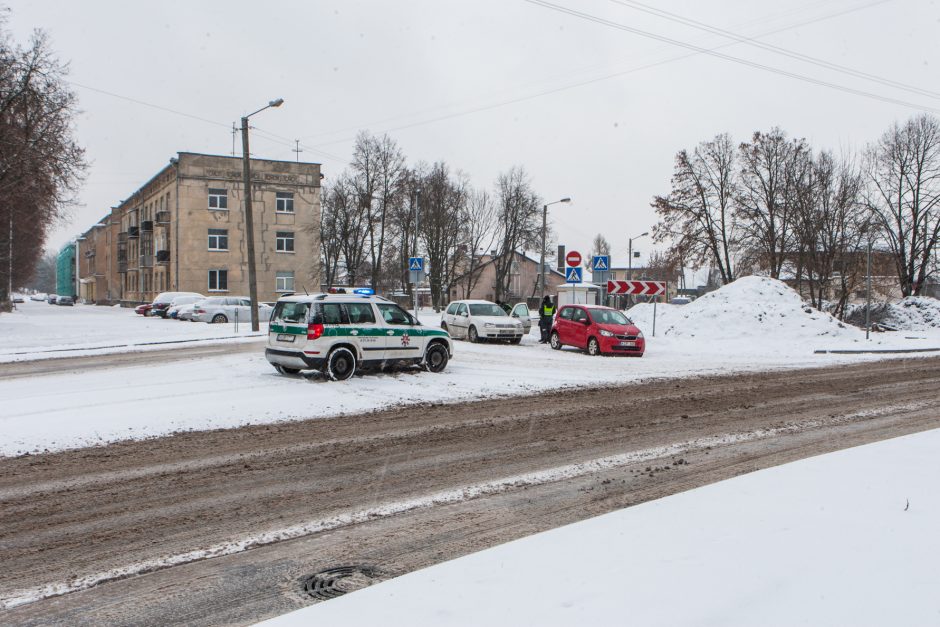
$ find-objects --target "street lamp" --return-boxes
[540,197,571,298]
[627,231,649,306]
[241,98,284,332]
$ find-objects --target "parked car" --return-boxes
[162,294,206,319]
[441,299,526,343]
[12,295,25,303]
[266,293,452,380]
[550,304,645,356]
[174,302,200,321]
[47,294,58,304]
[192,296,273,324]
[670,297,692,305]
[30,293,47,301]
[134,303,152,316]
[150,292,204,318]
[56,295,75,306]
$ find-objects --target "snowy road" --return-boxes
[2,357,938,624]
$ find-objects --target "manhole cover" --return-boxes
[302,565,379,600]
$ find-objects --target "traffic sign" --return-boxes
[565,250,582,267]
[565,266,582,283]
[607,280,666,296]
[592,255,609,271]
[408,257,424,272]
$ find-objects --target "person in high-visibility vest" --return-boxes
[538,295,556,343]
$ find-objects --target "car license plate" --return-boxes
[277,334,295,342]
[619,341,635,347]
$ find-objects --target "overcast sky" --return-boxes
[6,0,939,273]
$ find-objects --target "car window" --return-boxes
[572,308,588,322]
[589,309,630,325]
[345,302,376,324]
[468,303,506,316]
[456,303,468,315]
[446,302,458,315]
[559,307,574,320]
[272,301,309,323]
[377,303,412,325]
[512,303,529,317]
[239,298,251,306]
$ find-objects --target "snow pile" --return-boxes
[630,276,860,340]
[844,296,940,332]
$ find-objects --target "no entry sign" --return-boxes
[607,280,666,296]
[565,250,582,267]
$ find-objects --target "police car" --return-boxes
[266,293,453,381]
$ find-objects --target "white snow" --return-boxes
[2,280,939,456]
[843,295,940,332]
[258,427,940,627]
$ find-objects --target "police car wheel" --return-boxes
[325,347,356,381]
[468,326,480,343]
[588,337,601,356]
[424,343,449,373]
[550,332,562,350]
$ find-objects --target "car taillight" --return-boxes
[195,307,204,313]
[307,323,324,340]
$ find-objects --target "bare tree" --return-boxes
[458,188,497,299]
[492,167,542,301]
[416,162,467,310]
[865,114,940,296]
[584,233,611,270]
[319,172,370,287]
[651,133,739,285]
[0,27,86,309]
[736,128,808,279]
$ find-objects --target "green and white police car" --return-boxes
[266,293,453,380]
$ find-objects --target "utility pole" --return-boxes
[240,99,284,332]
[292,139,303,162]
[413,189,421,316]
[540,197,571,298]
[866,240,872,340]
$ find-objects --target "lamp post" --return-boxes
[627,231,649,307]
[540,197,571,299]
[241,98,284,332]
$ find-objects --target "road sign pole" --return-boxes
[652,299,657,337]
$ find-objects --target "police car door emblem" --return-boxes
[401,332,410,347]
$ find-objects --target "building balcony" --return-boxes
[140,254,153,268]
[141,220,153,232]
[118,261,128,273]
[156,211,171,224]
[156,249,170,264]
[128,226,140,239]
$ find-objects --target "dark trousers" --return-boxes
[539,318,551,342]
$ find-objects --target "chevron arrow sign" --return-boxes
[607,280,666,296]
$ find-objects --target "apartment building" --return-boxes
[97,152,321,305]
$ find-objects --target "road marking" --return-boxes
[0,399,930,610]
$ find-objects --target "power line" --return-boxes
[301,0,895,148]
[524,0,939,114]
[609,0,940,101]
[69,81,230,129]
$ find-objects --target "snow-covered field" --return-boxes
[260,427,940,627]
[0,299,263,362]
[1,277,939,456]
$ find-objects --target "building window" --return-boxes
[276,231,294,252]
[276,271,294,293]
[208,188,228,210]
[275,191,294,213]
[208,228,228,251]
[208,269,228,292]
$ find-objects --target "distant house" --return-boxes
[449,251,567,304]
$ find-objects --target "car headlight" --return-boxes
[599,329,614,337]
[637,330,644,339]
[484,322,495,328]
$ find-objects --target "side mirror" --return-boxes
[582,318,591,326]
[511,312,518,318]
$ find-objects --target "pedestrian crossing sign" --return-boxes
[565,266,582,283]
[592,255,609,271]
[409,257,424,272]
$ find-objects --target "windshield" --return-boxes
[589,309,631,325]
[469,304,506,317]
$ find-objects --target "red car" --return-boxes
[135,303,153,316]
[550,304,645,356]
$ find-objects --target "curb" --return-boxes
[814,347,940,355]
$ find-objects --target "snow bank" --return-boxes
[844,296,940,332]
[629,276,860,340]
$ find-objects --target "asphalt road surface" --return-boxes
[2,357,938,625]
